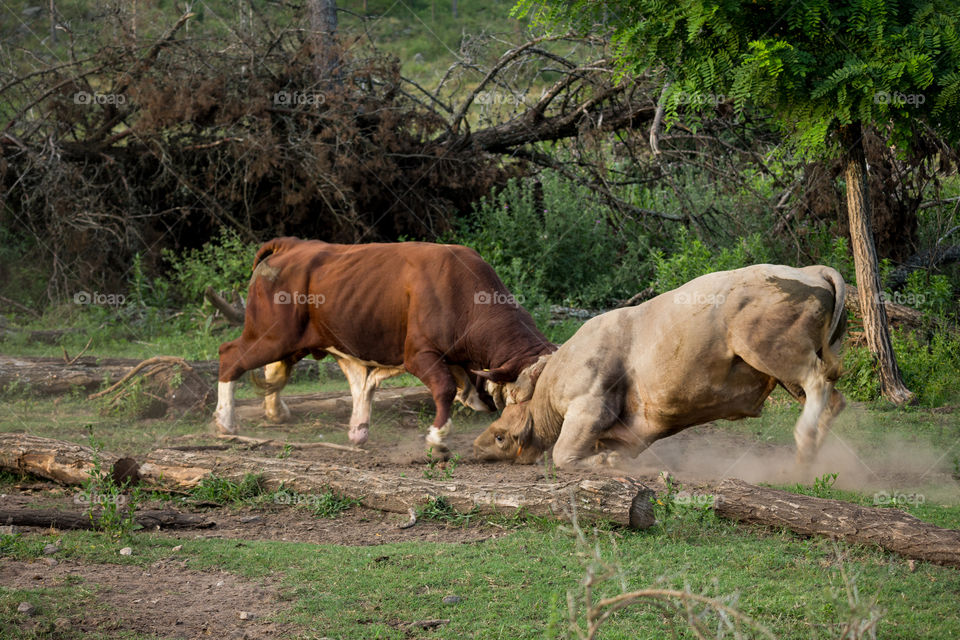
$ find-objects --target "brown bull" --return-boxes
[214,237,555,454]
[473,264,847,469]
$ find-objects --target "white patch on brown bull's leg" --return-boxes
[425,418,452,450]
[214,381,237,434]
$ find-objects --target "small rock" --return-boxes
[171,544,183,552]
[240,515,262,524]
[216,580,225,587]
[119,547,133,556]
[41,557,58,567]
[238,611,257,620]
[17,602,36,616]
[0,525,15,535]
[42,544,59,555]
[442,595,462,605]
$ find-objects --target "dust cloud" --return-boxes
[621,406,960,503]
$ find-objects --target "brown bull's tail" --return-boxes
[252,237,303,271]
[247,357,295,395]
[821,266,847,380]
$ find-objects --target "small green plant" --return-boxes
[812,472,839,498]
[80,429,143,539]
[416,496,476,527]
[791,472,839,500]
[276,444,294,459]
[190,473,266,505]
[422,450,460,480]
[650,472,679,525]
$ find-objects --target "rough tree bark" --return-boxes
[840,122,915,405]
[714,478,960,568]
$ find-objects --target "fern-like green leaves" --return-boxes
[514,0,960,156]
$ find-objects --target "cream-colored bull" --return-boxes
[473,265,847,469]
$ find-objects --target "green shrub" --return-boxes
[162,227,258,305]
[454,171,652,308]
[840,328,960,406]
[650,226,773,293]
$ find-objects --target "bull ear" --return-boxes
[517,354,550,389]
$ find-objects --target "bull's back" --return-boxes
[250,240,518,365]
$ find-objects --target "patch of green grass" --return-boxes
[0,582,100,640]
[4,510,960,639]
[189,473,267,506]
[0,395,205,456]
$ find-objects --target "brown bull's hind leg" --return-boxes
[262,360,294,423]
[215,336,291,435]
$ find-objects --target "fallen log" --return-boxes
[0,355,340,396]
[0,508,215,530]
[0,433,656,529]
[137,448,656,529]
[0,433,115,486]
[713,478,960,568]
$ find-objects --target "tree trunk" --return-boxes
[840,121,915,405]
[0,509,215,531]
[308,0,339,81]
[714,478,960,568]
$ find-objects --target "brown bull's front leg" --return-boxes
[406,351,458,459]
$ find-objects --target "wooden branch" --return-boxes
[204,286,245,325]
[87,356,195,400]
[0,508,215,531]
[713,478,960,568]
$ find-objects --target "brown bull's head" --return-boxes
[474,353,552,410]
[472,402,543,464]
